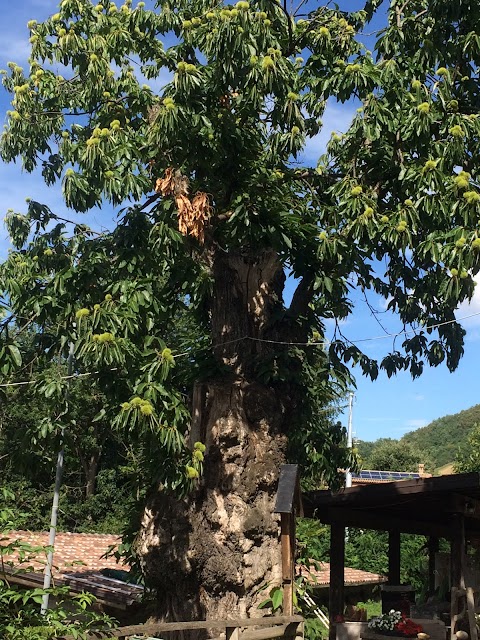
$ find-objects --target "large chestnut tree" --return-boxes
[1,0,480,622]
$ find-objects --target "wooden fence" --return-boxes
[62,614,304,640]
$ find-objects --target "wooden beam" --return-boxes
[295,620,305,640]
[388,531,401,585]
[306,473,480,508]
[445,493,480,519]
[450,587,467,640]
[321,507,453,539]
[242,622,300,640]
[329,522,345,640]
[60,616,305,640]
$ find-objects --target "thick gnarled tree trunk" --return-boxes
[139,250,300,626]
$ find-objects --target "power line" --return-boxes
[0,369,118,389]
[0,310,479,389]
[193,309,480,351]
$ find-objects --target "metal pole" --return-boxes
[41,342,74,614]
[345,391,354,488]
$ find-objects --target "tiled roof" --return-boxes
[4,530,124,574]
[4,531,142,609]
[5,532,386,602]
[299,562,387,587]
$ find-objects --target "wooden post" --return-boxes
[329,522,345,640]
[451,513,466,590]
[226,627,240,640]
[281,512,295,616]
[275,465,301,618]
[450,513,466,640]
[467,587,478,640]
[428,537,439,596]
[388,530,401,585]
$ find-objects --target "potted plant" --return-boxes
[368,611,423,637]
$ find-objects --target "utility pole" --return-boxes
[345,391,354,488]
[41,342,74,614]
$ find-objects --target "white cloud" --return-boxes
[299,101,357,166]
[392,426,418,434]
[404,418,428,429]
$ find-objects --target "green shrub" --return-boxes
[7,626,54,640]
[305,617,326,640]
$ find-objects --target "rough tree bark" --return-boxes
[138,249,306,628]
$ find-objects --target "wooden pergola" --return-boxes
[303,472,480,640]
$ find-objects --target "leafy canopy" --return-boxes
[1,0,480,485]
[366,440,423,472]
[455,422,480,474]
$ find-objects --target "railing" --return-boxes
[61,615,304,640]
[301,591,329,630]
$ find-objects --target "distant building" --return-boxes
[3,531,142,612]
[351,463,432,485]
[299,562,387,589]
[298,562,387,609]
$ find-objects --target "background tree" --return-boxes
[403,405,480,469]
[345,530,430,599]
[454,423,480,473]
[366,441,424,472]
[1,0,480,623]
[357,403,480,472]
[297,521,431,602]
[0,337,134,532]
[356,438,396,468]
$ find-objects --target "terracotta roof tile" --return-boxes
[3,531,143,608]
[5,533,386,603]
[4,530,126,575]
[298,562,387,587]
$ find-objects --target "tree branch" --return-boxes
[288,274,315,319]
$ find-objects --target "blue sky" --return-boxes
[1,1,480,447]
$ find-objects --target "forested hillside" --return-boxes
[358,404,480,471]
[401,404,480,468]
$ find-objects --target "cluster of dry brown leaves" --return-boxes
[155,167,212,243]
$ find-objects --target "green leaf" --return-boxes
[271,587,283,610]
[7,345,22,367]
